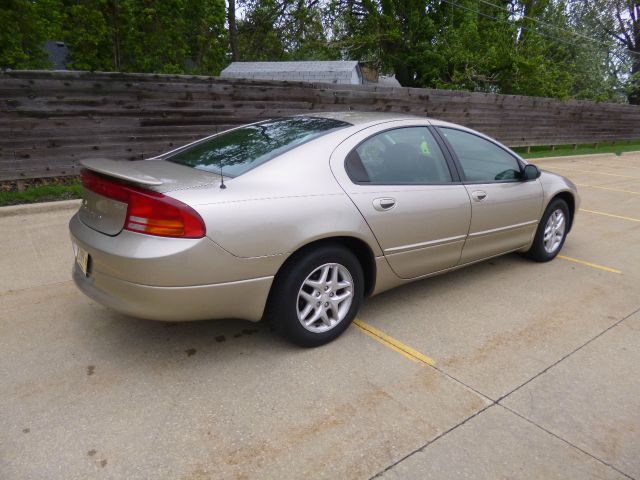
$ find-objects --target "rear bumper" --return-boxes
[72,264,273,322]
[69,212,281,321]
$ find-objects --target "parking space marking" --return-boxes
[547,166,637,179]
[575,184,640,196]
[557,255,622,274]
[580,209,640,223]
[353,319,435,366]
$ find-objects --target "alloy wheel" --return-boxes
[296,263,354,333]
[543,209,566,254]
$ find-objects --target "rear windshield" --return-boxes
[165,116,351,177]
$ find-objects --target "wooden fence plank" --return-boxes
[1,70,640,181]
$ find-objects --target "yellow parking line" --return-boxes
[353,318,435,366]
[558,255,622,274]
[580,209,640,223]
[549,167,636,179]
[576,184,640,195]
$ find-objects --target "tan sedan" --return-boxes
[69,112,579,346]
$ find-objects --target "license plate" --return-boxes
[76,245,89,276]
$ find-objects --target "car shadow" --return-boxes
[73,252,532,370]
[364,252,532,310]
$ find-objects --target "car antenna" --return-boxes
[219,162,226,189]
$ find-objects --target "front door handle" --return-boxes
[471,190,487,202]
[373,197,396,211]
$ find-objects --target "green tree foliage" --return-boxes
[0,0,226,74]
[0,0,51,69]
[62,0,115,71]
[425,0,516,91]
[328,0,442,87]
[237,0,334,61]
[0,0,637,103]
[329,0,625,99]
[579,0,639,103]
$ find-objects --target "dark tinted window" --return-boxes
[167,117,350,177]
[346,127,452,184]
[439,128,521,182]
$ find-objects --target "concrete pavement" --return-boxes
[1,153,639,479]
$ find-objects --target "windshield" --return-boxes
[166,116,351,177]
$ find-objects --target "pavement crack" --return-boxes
[371,306,640,480]
[499,404,637,480]
[369,403,497,479]
[426,363,496,403]
[495,305,640,404]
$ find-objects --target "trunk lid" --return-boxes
[79,158,219,235]
[81,158,221,193]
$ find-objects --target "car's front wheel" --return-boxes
[526,198,570,262]
[267,245,364,347]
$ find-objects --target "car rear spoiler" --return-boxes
[81,158,163,186]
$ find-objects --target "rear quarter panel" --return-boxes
[168,134,384,259]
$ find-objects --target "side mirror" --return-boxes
[523,164,541,181]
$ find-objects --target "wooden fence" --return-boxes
[2,70,640,181]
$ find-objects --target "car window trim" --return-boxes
[427,125,462,183]
[344,125,462,186]
[433,126,525,184]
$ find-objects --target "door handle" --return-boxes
[373,197,396,211]
[471,190,487,202]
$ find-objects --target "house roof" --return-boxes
[220,61,362,84]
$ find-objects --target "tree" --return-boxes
[329,0,441,87]
[237,0,333,61]
[602,1,639,103]
[229,0,239,61]
[62,0,116,71]
[0,0,634,103]
[185,0,227,73]
[427,0,516,92]
[577,0,639,103]
[0,0,50,69]
[60,0,226,74]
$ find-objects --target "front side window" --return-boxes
[346,127,453,184]
[439,128,522,182]
[166,117,351,177]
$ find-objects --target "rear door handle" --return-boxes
[373,197,396,211]
[471,190,487,202]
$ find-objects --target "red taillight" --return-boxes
[81,169,206,238]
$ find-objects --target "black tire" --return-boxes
[266,244,364,347]
[525,198,570,262]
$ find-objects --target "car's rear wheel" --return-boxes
[526,198,570,262]
[267,245,364,347]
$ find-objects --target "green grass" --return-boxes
[0,182,82,207]
[514,140,640,159]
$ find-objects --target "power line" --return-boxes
[441,0,579,47]
[440,0,640,59]
[476,0,636,54]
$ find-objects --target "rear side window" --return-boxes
[439,128,521,182]
[346,127,453,184]
[166,117,350,177]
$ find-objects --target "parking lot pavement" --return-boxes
[1,153,639,479]
[503,310,640,476]
[379,406,627,480]
[0,200,80,293]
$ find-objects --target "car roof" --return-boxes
[306,112,526,163]
[304,111,425,125]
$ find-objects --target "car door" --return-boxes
[436,126,544,264]
[330,122,471,279]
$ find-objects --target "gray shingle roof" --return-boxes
[220,61,362,85]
